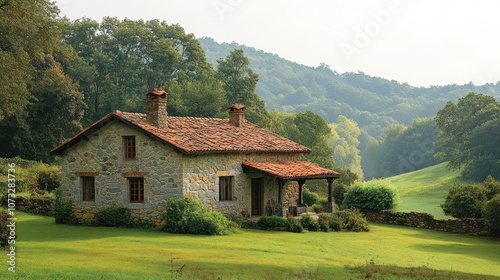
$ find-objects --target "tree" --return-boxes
[330,115,364,179]
[0,0,60,121]
[216,49,271,127]
[0,0,85,162]
[61,17,213,124]
[435,92,500,180]
[285,111,335,169]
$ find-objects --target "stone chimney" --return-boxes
[228,104,246,127]
[146,88,168,129]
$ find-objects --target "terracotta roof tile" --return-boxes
[51,111,311,155]
[242,160,340,180]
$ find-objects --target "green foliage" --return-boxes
[435,92,500,181]
[256,215,287,231]
[285,217,303,233]
[318,209,370,232]
[300,215,320,232]
[484,194,500,237]
[441,183,489,219]
[93,206,133,228]
[343,181,398,211]
[0,209,12,247]
[52,188,75,224]
[333,183,349,206]
[364,118,440,179]
[160,196,233,235]
[37,168,61,192]
[303,187,319,206]
[264,200,283,217]
[330,115,364,179]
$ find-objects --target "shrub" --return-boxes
[441,183,489,218]
[94,206,133,227]
[226,213,246,227]
[37,169,61,192]
[333,209,370,232]
[300,215,320,232]
[333,183,349,205]
[317,214,330,232]
[285,217,303,233]
[343,181,398,211]
[52,188,75,224]
[0,209,13,247]
[186,211,233,235]
[161,196,233,235]
[484,194,500,237]
[303,187,320,206]
[318,209,370,232]
[256,215,287,231]
[241,219,257,229]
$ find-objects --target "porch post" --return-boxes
[298,179,306,205]
[327,178,334,203]
[277,178,285,204]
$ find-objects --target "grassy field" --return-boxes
[380,162,467,219]
[2,212,499,279]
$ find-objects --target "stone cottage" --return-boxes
[50,89,340,226]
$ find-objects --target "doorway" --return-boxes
[251,178,264,216]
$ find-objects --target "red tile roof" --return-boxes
[242,160,340,180]
[50,111,311,155]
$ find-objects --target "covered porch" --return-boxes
[242,160,341,216]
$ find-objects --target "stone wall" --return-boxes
[363,210,488,236]
[61,120,184,226]
[182,153,302,217]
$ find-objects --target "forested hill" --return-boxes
[199,37,500,138]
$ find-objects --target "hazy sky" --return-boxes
[54,0,500,87]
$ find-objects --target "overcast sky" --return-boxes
[55,0,500,87]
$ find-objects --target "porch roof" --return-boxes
[242,160,341,180]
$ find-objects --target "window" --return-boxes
[123,136,136,159]
[82,176,95,201]
[129,177,144,203]
[219,176,233,201]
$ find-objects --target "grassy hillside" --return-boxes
[380,162,467,219]
[5,212,500,279]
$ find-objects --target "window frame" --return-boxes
[123,136,136,160]
[219,176,234,201]
[81,176,95,202]
[129,177,144,203]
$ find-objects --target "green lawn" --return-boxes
[2,212,500,279]
[380,162,467,219]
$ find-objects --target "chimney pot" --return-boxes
[228,104,246,127]
[146,88,168,129]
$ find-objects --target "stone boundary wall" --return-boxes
[362,210,488,236]
[1,195,54,216]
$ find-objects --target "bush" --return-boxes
[343,181,398,211]
[317,214,330,232]
[94,206,133,227]
[285,217,303,233]
[52,188,75,224]
[303,187,320,206]
[161,196,233,235]
[333,183,349,205]
[37,169,61,192]
[441,183,489,218]
[226,213,246,227]
[0,209,13,247]
[333,209,370,232]
[484,194,500,237]
[300,215,320,232]
[256,215,287,231]
[318,209,370,232]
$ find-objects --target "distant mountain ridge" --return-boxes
[199,37,500,138]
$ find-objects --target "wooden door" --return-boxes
[251,178,264,216]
